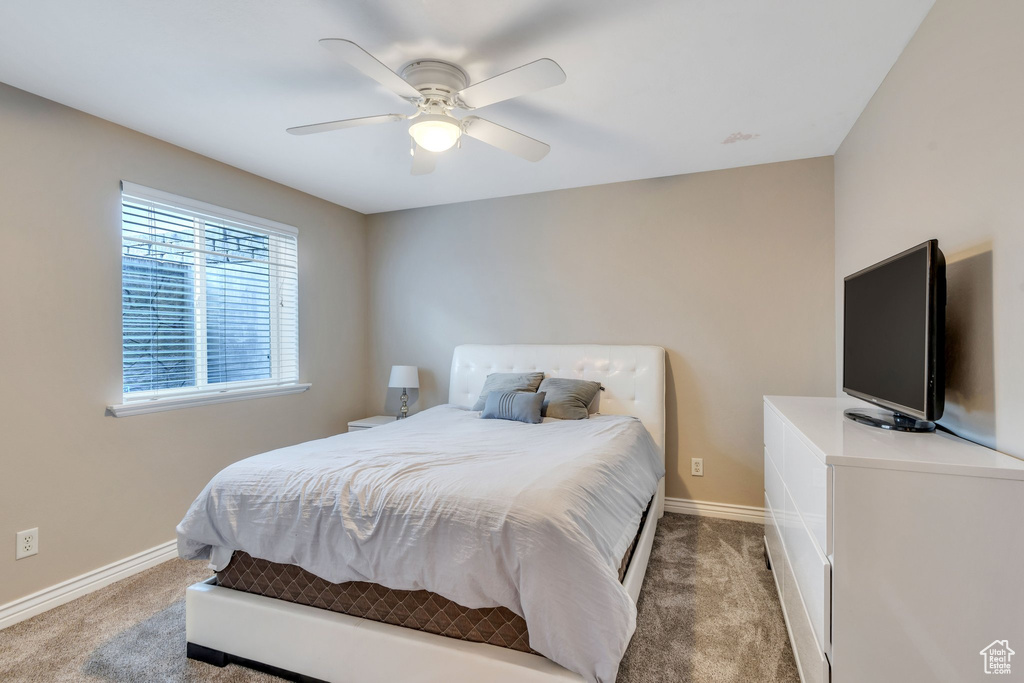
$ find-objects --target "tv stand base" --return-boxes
[843,408,935,432]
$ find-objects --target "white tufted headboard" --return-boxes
[448,344,666,457]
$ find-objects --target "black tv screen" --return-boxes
[843,240,945,421]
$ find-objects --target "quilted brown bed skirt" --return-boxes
[216,498,650,655]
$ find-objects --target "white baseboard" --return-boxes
[664,496,766,524]
[0,539,177,631]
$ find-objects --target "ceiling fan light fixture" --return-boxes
[409,115,461,152]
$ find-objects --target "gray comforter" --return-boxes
[176,405,663,682]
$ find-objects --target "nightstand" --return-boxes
[347,415,397,432]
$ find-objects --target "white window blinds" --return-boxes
[119,182,299,406]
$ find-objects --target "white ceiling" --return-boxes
[0,0,933,214]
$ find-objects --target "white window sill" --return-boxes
[108,383,311,417]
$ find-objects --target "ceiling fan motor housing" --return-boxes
[400,60,469,101]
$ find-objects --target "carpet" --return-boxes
[0,514,798,682]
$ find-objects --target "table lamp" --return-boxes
[388,365,419,419]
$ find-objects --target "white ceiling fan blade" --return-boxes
[462,116,550,162]
[319,39,423,102]
[456,59,566,109]
[411,143,437,175]
[287,114,406,136]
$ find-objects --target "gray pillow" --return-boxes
[471,372,545,411]
[539,378,602,420]
[481,391,546,424]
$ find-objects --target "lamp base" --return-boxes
[399,391,409,419]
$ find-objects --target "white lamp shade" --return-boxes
[388,365,419,389]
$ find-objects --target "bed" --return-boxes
[180,344,666,683]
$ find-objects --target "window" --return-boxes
[110,182,306,416]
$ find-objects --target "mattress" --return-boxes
[215,499,649,655]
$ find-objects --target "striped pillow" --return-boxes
[480,391,547,424]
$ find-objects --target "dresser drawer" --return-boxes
[765,493,786,603]
[782,549,831,683]
[765,448,785,517]
[764,402,785,469]
[782,487,831,656]
[783,428,831,555]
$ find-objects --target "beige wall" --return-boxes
[0,83,368,605]
[367,158,836,507]
[834,0,1024,457]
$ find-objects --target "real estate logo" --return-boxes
[980,640,1014,675]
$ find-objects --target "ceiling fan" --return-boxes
[287,39,566,175]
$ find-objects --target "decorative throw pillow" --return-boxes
[471,372,545,411]
[481,391,546,424]
[539,378,603,420]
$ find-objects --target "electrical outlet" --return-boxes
[691,458,704,477]
[16,528,38,560]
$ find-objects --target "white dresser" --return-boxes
[764,396,1024,683]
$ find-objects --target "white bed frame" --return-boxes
[186,344,666,683]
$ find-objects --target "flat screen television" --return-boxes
[843,239,946,432]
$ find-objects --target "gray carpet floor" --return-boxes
[0,514,798,682]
